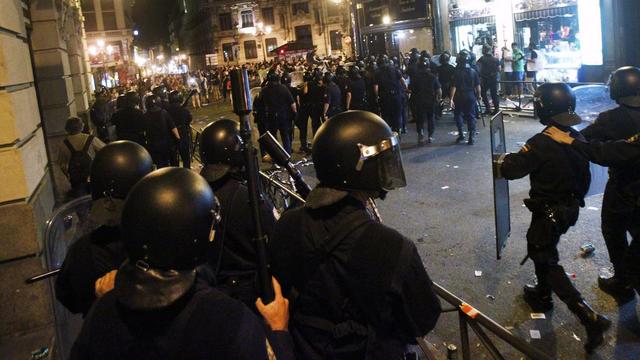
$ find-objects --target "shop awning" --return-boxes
[269,41,315,55]
[450,15,495,27]
[514,5,577,22]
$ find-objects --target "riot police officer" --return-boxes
[374,55,406,134]
[409,56,442,144]
[70,168,294,360]
[436,52,455,104]
[498,83,610,353]
[260,72,297,154]
[269,111,441,359]
[345,66,367,111]
[296,71,322,153]
[450,51,481,145]
[90,87,112,142]
[143,94,180,168]
[55,141,154,316]
[322,72,342,119]
[364,61,380,114]
[282,73,301,150]
[167,90,193,168]
[111,91,146,145]
[476,45,501,115]
[581,66,640,301]
[198,119,278,309]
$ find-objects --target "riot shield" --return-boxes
[43,195,94,360]
[573,84,617,196]
[490,111,511,259]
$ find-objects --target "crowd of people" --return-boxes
[52,42,640,357]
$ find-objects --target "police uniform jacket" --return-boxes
[208,176,277,277]
[269,195,441,359]
[111,107,146,144]
[55,226,126,316]
[70,278,294,360]
[143,109,176,151]
[260,83,294,117]
[452,66,480,100]
[374,65,403,98]
[502,125,590,204]
[476,55,500,80]
[324,82,342,113]
[409,70,441,108]
[581,106,640,191]
[345,78,367,110]
[166,103,193,134]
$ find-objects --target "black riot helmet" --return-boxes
[349,65,361,79]
[90,140,154,200]
[439,52,451,65]
[267,71,280,83]
[168,90,183,104]
[281,72,292,85]
[125,91,140,108]
[456,51,469,68]
[609,66,640,107]
[533,82,581,126]
[151,85,168,100]
[312,110,407,193]
[418,55,430,70]
[116,167,221,310]
[116,94,127,110]
[145,94,161,111]
[199,119,244,182]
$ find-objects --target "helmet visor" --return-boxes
[377,135,407,191]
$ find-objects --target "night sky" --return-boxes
[131,0,176,48]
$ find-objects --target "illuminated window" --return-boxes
[241,10,254,28]
[265,38,278,54]
[244,40,258,59]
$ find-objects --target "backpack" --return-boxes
[64,136,94,188]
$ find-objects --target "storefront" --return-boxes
[512,0,603,82]
[448,0,497,57]
[355,0,434,57]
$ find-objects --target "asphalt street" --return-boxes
[191,101,640,359]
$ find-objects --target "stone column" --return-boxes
[0,0,56,357]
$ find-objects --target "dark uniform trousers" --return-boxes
[267,112,293,154]
[176,126,191,169]
[380,93,403,133]
[601,182,640,283]
[480,77,499,112]
[415,103,435,137]
[526,200,582,305]
[297,104,323,143]
[454,92,477,136]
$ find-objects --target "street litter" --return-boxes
[453,165,459,169]
[566,272,577,280]
[441,186,450,190]
[580,243,596,257]
[587,206,599,211]
[486,294,495,301]
[475,270,483,277]
[530,330,541,339]
[530,313,546,319]
[572,333,581,341]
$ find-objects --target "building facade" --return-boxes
[81,0,134,87]
[174,0,353,68]
[1,0,92,358]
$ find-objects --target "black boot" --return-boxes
[467,135,475,145]
[456,132,465,144]
[598,274,635,303]
[417,130,425,145]
[523,283,553,312]
[569,300,611,354]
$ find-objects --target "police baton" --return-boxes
[230,69,275,304]
[477,99,486,128]
[181,89,198,108]
[25,268,60,284]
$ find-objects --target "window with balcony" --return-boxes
[292,2,309,16]
[244,40,258,59]
[223,42,235,61]
[262,7,275,25]
[295,25,313,45]
[219,13,233,31]
[241,10,254,28]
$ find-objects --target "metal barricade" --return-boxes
[42,195,94,360]
[421,282,551,360]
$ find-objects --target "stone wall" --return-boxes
[0,0,91,358]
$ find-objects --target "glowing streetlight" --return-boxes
[96,39,105,48]
[382,15,391,25]
[88,45,98,56]
[156,54,165,60]
[106,45,114,55]
[265,25,272,34]
[133,30,139,36]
